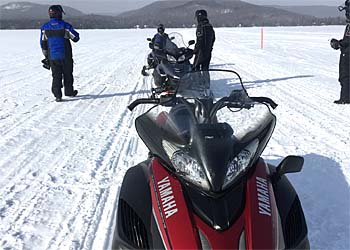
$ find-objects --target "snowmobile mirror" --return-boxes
[276,155,304,177]
[147,38,152,41]
[338,5,346,11]
[188,40,195,46]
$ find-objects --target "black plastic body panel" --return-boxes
[183,179,246,231]
[269,164,309,249]
[112,160,164,250]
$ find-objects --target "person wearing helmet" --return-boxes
[40,5,80,102]
[193,9,215,71]
[330,0,350,104]
[152,24,169,51]
[145,24,170,85]
[145,24,169,70]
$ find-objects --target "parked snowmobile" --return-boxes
[142,32,195,95]
[112,69,309,250]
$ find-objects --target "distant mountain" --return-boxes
[271,5,343,18]
[115,0,326,27]
[0,2,85,20]
[0,0,345,29]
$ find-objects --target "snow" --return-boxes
[0,26,349,249]
[2,3,31,10]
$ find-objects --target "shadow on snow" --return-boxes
[61,89,150,102]
[267,153,350,250]
[243,75,314,89]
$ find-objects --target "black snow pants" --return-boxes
[194,50,212,71]
[50,59,75,98]
[339,52,350,102]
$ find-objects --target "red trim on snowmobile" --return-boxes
[190,159,278,249]
[149,157,279,249]
[150,158,201,249]
[244,158,277,249]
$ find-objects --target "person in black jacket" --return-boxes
[330,0,350,104]
[40,5,80,102]
[193,9,215,71]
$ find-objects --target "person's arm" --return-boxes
[339,38,349,49]
[64,22,80,42]
[339,24,350,50]
[194,25,204,54]
[40,27,49,58]
[212,26,216,46]
[339,35,350,50]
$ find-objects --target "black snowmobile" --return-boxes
[142,32,195,95]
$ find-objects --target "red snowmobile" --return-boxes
[112,69,309,249]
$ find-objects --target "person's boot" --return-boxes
[66,90,78,97]
[334,99,349,104]
[55,97,62,102]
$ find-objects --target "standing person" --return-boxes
[193,9,215,71]
[330,0,350,104]
[40,5,80,102]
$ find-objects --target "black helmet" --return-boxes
[48,5,65,19]
[157,23,165,34]
[338,0,350,22]
[195,9,208,20]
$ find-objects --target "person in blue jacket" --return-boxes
[152,24,168,51]
[147,24,169,67]
[40,5,80,102]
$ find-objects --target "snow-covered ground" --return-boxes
[0,26,349,250]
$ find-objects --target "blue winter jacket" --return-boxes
[152,33,168,50]
[40,18,80,60]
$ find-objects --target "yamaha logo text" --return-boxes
[256,176,271,216]
[157,176,178,219]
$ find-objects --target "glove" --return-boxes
[330,39,340,50]
[41,58,50,70]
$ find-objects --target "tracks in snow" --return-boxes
[0,35,150,250]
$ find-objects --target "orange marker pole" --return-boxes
[261,27,264,49]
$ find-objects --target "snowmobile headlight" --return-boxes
[167,54,177,62]
[171,150,210,190]
[163,141,209,190]
[223,139,259,189]
[178,55,186,62]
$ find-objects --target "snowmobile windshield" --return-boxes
[164,32,187,57]
[135,69,276,191]
[138,69,273,141]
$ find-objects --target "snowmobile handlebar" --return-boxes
[128,95,278,112]
[250,97,278,109]
[128,98,160,111]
